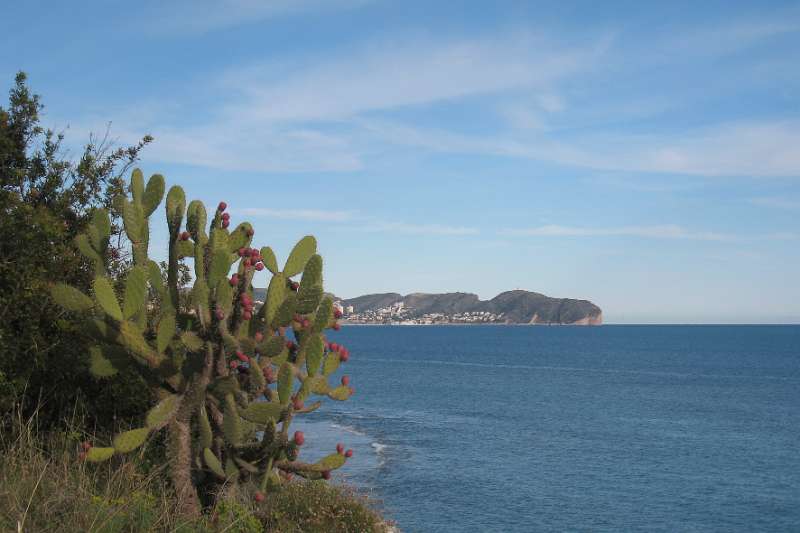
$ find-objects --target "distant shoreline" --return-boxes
[339,322,800,327]
[340,322,598,326]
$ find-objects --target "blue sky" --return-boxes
[4,0,800,323]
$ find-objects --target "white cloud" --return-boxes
[663,18,800,58]
[501,224,735,241]
[239,208,355,222]
[362,119,800,177]
[144,0,373,35]
[234,208,477,235]
[222,32,604,122]
[136,124,361,173]
[751,197,800,210]
[64,19,800,178]
[360,222,479,236]
[501,225,799,242]
[605,122,800,177]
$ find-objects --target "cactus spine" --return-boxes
[51,170,353,514]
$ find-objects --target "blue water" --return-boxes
[294,325,800,532]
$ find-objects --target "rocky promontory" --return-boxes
[339,290,602,325]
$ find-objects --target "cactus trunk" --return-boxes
[167,418,200,516]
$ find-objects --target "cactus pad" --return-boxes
[51,284,94,312]
[93,276,123,321]
[240,402,283,425]
[86,447,115,463]
[203,448,226,479]
[113,427,149,453]
[146,394,180,430]
[283,236,317,277]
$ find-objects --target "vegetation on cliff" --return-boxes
[0,73,386,530]
[0,411,385,532]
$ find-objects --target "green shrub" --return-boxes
[257,481,386,533]
[0,72,152,431]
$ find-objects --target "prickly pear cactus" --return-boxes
[51,170,355,512]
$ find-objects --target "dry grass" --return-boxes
[0,409,387,532]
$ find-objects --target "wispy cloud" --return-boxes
[68,17,800,179]
[750,197,800,210]
[501,224,735,241]
[663,18,800,58]
[360,222,479,235]
[239,208,355,222]
[93,123,363,173]
[143,0,373,35]
[96,31,605,173]
[222,32,605,122]
[236,208,478,235]
[362,119,800,177]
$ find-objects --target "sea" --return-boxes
[292,325,800,532]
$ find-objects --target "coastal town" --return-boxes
[332,300,506,325]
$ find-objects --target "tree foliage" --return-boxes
[0,71,153,426]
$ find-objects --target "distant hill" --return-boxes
[251,288,602,325]
[342,290,602,325]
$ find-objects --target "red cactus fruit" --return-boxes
[293,431,305,446]
[322,470,331,480]
[230,360,239,369]
[180,231,190,241]
[329,342,339,352]
[345,449,353,458]
[243,258,251,268]
[286,340,296,351]
[341,375,350,386]
[340,349,350,362]
[255,331,264,342]
[333,322,341,331]
[255,262,264,271]
[215,309,225,321]
[249,248,259,258]
[242,310,252,321]
[334,308,343,319]
[222,219,230,229]
[230,274,239,286]
[221,212,230,221]
[336,443,344,455]
[254,491,265,503]
[292,397,304,411]
[238,247,247,257]
[236,350,248,362]
[218,201,227,212]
